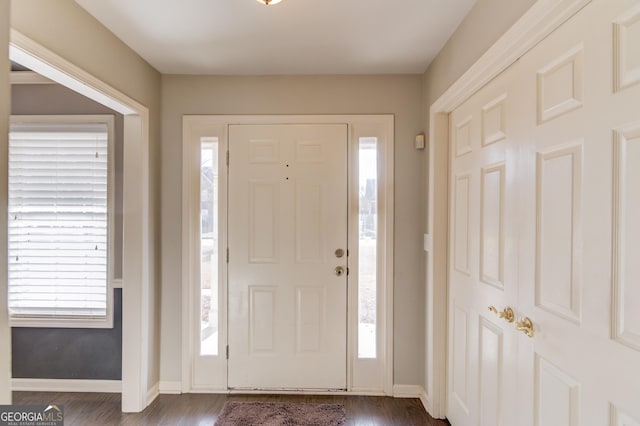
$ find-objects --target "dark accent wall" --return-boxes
[11,82,124,380]
[12,289,122,380]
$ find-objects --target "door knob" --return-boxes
[488,306,515,323]
[515,317,534,338]
[334,266,345,277]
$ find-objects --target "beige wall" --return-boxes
[160,75,426,386]
[0,0,11,405]
[10,0,163,391]
[422,0,536,107]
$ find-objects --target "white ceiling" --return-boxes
[75,0,476,75]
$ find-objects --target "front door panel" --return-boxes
[228,124,348,390]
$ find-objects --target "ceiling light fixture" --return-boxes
[256,0,282,5]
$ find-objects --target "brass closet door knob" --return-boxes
[488,306,515,323]
[516,317,534,338]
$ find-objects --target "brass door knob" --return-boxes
[335,266,345,277]
[515,317,534,338]
[488,306,515,323]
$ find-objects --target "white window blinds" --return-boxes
[8,122,109,319]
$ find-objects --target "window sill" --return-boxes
[9,314,113,328]
[10,313,114,329]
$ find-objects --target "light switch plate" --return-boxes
[415,134,425,150]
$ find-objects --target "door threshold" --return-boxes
[185,388,387,396]
[227,388,349,395]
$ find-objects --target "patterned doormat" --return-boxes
[214,401,346,426]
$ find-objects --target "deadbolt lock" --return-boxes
[335,248,345,258]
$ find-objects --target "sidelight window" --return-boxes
[200,137,219,356]
[358,137,377,359]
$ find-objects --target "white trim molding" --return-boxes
[11,378,122,393]
[431,0,591,113]
[9,31,137,115]
[0,1,10,405]
[10,71,54,85]
[393,385,431,413]
[9,30,154,414]
[159,381,182,394]
[425,0,592,419]
[393,384,424,398]
[146,382,159,406]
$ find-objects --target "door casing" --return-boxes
[8,30,154,413]
[181,114,394,395]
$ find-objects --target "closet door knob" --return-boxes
[488,306,515,323]
[515,317,534,338]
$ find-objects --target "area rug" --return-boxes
[214,401,346,426]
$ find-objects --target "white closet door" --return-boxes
[448,63,519,426]
[447,1,640,425]
[516,1,640,424]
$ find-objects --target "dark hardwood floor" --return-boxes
[13,392,450,425]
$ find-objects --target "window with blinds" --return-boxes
[8,116,113,324]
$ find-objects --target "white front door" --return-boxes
[227,123,348,390]
[448,0,640,424]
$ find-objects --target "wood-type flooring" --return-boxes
[13,391,451,425]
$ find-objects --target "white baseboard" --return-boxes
[159,381,182,394]
[419,389,432,414]
[146,382,159,405]
[392,384,424,398]
[348,387,388,396]
[417,389,446,420]
[11,378,121,393]
[224,389,386,396]
[393,385,443,420]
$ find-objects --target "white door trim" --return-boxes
[8,30,154,413]
[0,4,9,404]
[425,0,592,419]
[181,114,394,395]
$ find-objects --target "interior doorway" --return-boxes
[6,31,154,413]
